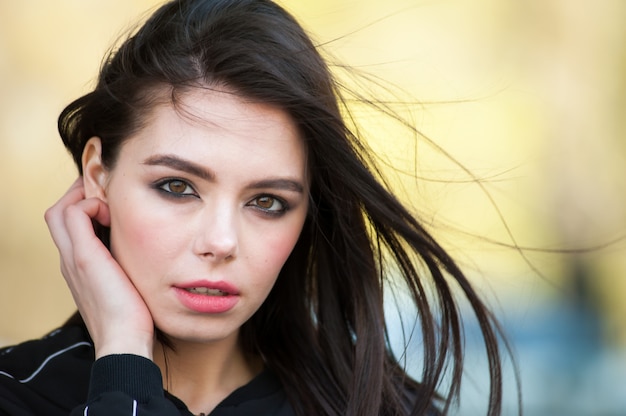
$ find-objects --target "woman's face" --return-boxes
[89,88,308,345]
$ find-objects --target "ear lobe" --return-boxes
[82,137,109,201]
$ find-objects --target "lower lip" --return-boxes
[173,288,239,314]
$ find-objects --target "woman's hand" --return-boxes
[45,178,155,360]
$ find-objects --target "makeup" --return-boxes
[173,281,239,314]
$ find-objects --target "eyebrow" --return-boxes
[143,154,305,193]
[248,178,304,193]
[144,154,215,182]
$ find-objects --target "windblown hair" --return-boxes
[59,0,508,415]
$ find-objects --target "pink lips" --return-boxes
[174,280,239,314]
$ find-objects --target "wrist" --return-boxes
[95,333,154,360]
[89,354,164,402]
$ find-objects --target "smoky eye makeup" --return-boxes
[152,178,199,198]
[246,194,289,216]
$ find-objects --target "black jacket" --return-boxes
[0,325,294,416]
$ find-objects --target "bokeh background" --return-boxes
[1,0,625,414]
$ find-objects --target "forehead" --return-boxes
[117,87,306,173]
[145,87,299,137]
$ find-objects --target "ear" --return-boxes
[82,137,109,202]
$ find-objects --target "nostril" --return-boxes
[196,244,237,261]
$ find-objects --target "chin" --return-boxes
[156,321,241,346]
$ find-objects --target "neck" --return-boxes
[153,333,263,415]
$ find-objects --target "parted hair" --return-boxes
[58,0,506,414]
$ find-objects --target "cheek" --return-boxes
[268,236,299,265]
[256,221,304,272]
[108,199,175,275]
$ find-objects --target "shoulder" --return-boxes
[0,324,94,382]
[0,325,94,415]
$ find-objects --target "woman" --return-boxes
[0,0,509,415]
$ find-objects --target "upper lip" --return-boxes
[175,280,240,295]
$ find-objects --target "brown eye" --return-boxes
[157,179,196,196]
[256,196,276,209]
[248,195,286,214]
[168,180,188,194]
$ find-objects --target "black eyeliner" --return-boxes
[151,178,198,199]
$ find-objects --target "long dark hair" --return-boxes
[59,0,510,414]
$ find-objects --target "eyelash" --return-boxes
[247,195,289,217]
[154,178,198,198]
[152,178,289,216]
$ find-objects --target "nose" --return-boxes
[193,204,238,262]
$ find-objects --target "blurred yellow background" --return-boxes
[1,0,625,414]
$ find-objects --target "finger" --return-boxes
[53,178,86,209]
[75,196,111,228]
[63,198,111,256]
[44,179,86,247]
